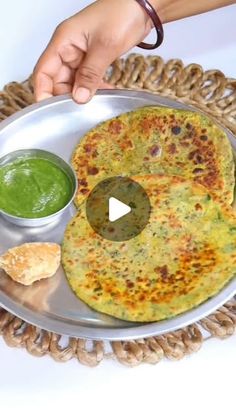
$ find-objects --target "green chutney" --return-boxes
[0,157,73,218]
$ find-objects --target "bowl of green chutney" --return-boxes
[0,149,78,227]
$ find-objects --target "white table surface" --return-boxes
[0,2,236,417]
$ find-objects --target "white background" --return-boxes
[0,2,236,417]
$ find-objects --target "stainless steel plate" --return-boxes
[0,90,235,341]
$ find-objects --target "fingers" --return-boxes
[33,47,62,102]
[33,72,54,102]
[34,43,114,103]
[72,45,116,103]
[53,65,75,96]
[34,41,86,102]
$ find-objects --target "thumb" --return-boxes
[72,46,114,103]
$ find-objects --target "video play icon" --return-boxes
[86,176,151,242]
[109,197,131,222]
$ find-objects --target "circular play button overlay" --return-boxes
[86,176,151,242]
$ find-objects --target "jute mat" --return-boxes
[0,54,235,367]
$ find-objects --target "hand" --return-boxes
[33,0,154,104]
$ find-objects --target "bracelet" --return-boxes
[135,0,164,50]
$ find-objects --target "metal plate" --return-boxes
[0,90,235,341]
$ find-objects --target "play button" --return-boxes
[109,197,131,222]
[86,176,151,241]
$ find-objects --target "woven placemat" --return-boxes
[0,54,235,367]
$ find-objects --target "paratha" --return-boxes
[72,107,235,207]
[62,175,236,322]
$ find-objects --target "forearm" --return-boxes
[150,0,235,23]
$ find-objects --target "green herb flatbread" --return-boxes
[62,175,236,322]
[72,107,235,207]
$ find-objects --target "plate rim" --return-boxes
[0,89,235,341]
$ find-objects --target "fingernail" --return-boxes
[74,87,91,103]
[37,93,52,102]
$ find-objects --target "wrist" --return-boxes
[131,0,153,29]
[148,0,173,23]
[134,0,164,49]
[133,0,165,29]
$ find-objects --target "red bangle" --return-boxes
[135,0,164,50]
